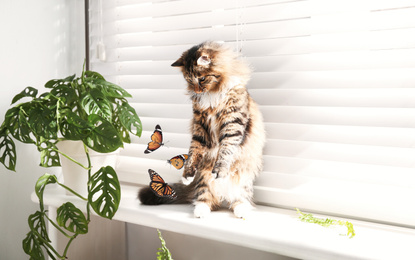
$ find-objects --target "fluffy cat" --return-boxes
[138,41,265,218]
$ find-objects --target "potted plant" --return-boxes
[0,65,142,259]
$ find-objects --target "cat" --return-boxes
[138,41,265,218]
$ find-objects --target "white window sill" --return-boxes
[35,184,415,260]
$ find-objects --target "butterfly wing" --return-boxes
[144,125,163,154]
[167,154,189,170]
[148,169,177,199]
[167,155,184,170]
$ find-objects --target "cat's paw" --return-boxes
[182,176,194,185]
[194,203,211,218]
[233,202,254,219]
[183,166,196,179]
[212,163,228,179]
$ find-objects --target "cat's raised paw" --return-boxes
[212,164,228,179]
[194,203,211,218]
[182,176,194,185]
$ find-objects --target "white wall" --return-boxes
[0,0,84,259]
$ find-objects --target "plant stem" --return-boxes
[53,147,91,170]
[32,229,65,259]
[84,143,92,222]
[56,182,88,201]
[63,235,78,258]
[44,214,73,239]
[61,143,92,259]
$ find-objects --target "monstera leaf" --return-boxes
[23,231,45,260]
[35,174,58,202]
[45,74,76,89]
[116,102,142,137]
[28,211,50,243]
[83,114,123,153]
[93,79,132,99]
[89,166,121,219]
[81,89,113,122]
[0,130,16,171]
[11,86,38,105]
[56,202,88,234]
[4,107,35,144]
[28,107,58,140]
[59,110,91,141]
[39,141,60,168]
[50,85,77,106]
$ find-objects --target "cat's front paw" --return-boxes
[194,203,211,218]
[183,166,196,179]
[233,202,254,219]
[212,163,228,179]
[182,176,194,185]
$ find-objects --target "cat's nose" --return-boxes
[194,84,203,93]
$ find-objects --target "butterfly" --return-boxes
[167,154,189,170]
[144,124,163,154]
[148,169,177,199]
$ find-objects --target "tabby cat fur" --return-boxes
[138,41,265,218]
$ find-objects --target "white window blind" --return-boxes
[88,0,415,227]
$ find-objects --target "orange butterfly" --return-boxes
[148,169,177,199]
[144,124,163,154]
[167,154,189,170]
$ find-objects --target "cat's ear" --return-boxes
[197,55,211,66]
[171,57,184,67]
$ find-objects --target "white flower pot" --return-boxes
[56,140,119,197]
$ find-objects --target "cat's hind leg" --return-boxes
[192,172,219,218]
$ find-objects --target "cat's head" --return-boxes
[172,41,251,95]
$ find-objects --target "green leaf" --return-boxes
[23,231,45,260]
[50,85,77,105]
[28,211,50,243]
[56,202,88,234]
[296,208,356,238]
[116,102,142,137]
[11,87,38,104]
[81,89,113,122]
[93,79,132,98]
[28,107,58,140]
[39,141,60,168]
[59,109,91,140]
[0,132,16,171]
[45,74,76,89]
[113,117,131,143]
[157,229,173,260]
[89,166,121,219]
[35,174,58,202]
[85,70,105,80]
[83,114,123,153]
[4,107,36,144]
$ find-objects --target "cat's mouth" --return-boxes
[194,84,205,94]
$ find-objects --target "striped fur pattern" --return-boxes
[138,42,265,218]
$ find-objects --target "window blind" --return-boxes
[88,0,415,227]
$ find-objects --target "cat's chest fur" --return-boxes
[193,86,240,143]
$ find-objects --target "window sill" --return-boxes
[35,184,415,260]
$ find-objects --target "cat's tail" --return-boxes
[138,182,194,205]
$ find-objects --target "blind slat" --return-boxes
[261,106,415,127]
[265,139,415,168]
[259,159,415,188]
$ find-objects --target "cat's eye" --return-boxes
[199,77,206,82]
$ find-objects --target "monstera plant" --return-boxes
[0,66,142,259]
